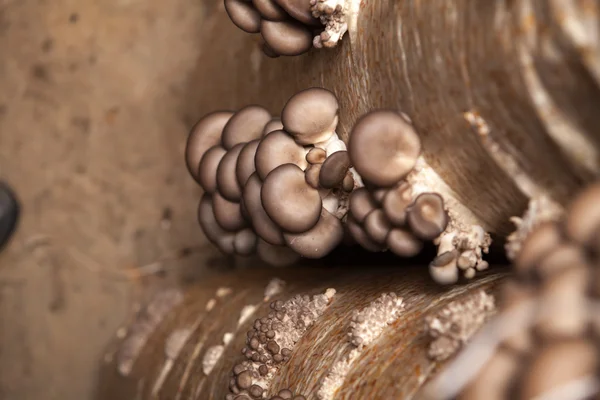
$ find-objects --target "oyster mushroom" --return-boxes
[260,20,313,56]
[224,0,262,33]
[221,105,272,149]
[406,193,449,241]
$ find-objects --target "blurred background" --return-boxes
[0,0,227,398]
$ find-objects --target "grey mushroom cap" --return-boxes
[535,243,587,280]
[242,173,285,245]
[382,181,413,226]
[349,187,378,224]
[319,150,350,189]
[262,118,284,136]
[363,209,391,244]
[273,0,320,25]
[197,145,227,194]
[283,208,344,258]
[224,0,262,33]
[252,0,288,20]
[254,130,308,180]
[565,182,600,246]
[234,228,258,256]
[216,143,245,201]
[236,139,260,188]
[213,192,247,232]
[222,105,272,150]
[256,239,301,267]
[261,164,322,233]
[407,193,448,240]
[262,42,280,58]
[458,348,520,400]
[386,229,423,257]
[346,214,385,252]
[185,111,233,182]
[348,110,421,187]
[515,222,562,276]
[197,194,236,253]
[281,88,339,145]
[261,20,313,57]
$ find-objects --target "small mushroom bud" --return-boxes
[197,145,227,194]
[254,130,308,180]
[281,88,339,145]
[429,250,459,285]
[515,221,562,276]
[348,110,421,187]
[382,181,413,226]
[304,164,321,189]
[283,208,344,258]
[185,111,233,183]
[224,0,262,33]
[260,20,313,57]
[386,228,423,257]
[319,150,351,189]
[257,239,300,267]
[216,143,245,201]
[274,0,320,25]
[222,105,272,150]
[252,0,288,20]
[407,193,449,240]
[349,187,378,224]
[306,147,327,164]
[342,173,354,192]
[261,164,322,233]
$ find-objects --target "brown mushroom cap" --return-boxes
[346,214,385,252]
[497,280,535,354]
[386,229,423,257]
[197,194,236,253]
[304,164,321,189]
[213,192,247,232]
[236,139,260,188]
[319,151,350,189]
[281,88,339,145]
[224,0,262,33]
[515,221,563,276]
[273,0,320,25]
[262,42,280,58]
[283,208,344,258]
[222,105,272,150]
[565,182,600,246]
[342,173,354,192]
[197,145,227,194]
[429,250,459,285]
[254,130,308,180]
[234,228,258,256]
[518,339,597,400]
[260,20,313,57]
[348,110,421,187]
[348,187,378,224]
[252,0,288,20]
[261,164,322,233]
[535,243,588,280]
[216,143,245,201]
[262,118,284,136]
[306,147,327,164]
[407,193,448,240]
[185,111,233,182]
[257,239,300,267]
[363,209,392,244]
[458,349,521,400]
[242,173,285,245]
[383,181,413,226]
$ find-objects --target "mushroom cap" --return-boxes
[319,150,350,189]
[348,110,421,187]
[497,280,535,354]
[260,20,313,57]
[382,181,413,226]
[306,147,327,164]
[565,182,600,246]
[304,164,321,189]
[535,243,587,280]
[185,111,233,182]
[197,194,236,253]
[342,173,354,192]
[407,193,448,240]
[261,164,322,233]
[222,105,272,150]
[262,118,284,136]
[518,339,597,400]
[283,208,344,258]
[458,349,520,400]
[363,209,392,244]
[281,88,339,145]
[348,187,378,224]
[234,228,258,256]
[252,0,288,20]
[262,42,280,58]
[429,251,459,285]
[242,173,285,245]
[236,139,260,188]
[257,239,300,267]
[216,143,245,201]
[386,229,423,257]
[197,145,227,194]
[273,0,320,25]
[515,221,562,276]
[224,0,262,33]
[213,192,247,232]
[254,130,308,180]
[346,214,385,252]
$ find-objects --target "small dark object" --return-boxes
[0,182,19,250]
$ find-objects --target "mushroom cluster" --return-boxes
[346,111,450,262]
[224,0,325,57]
[427,182,600,400]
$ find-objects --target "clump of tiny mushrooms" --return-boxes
[223,0,350,57]
[423,182,600,399]
[185,87,486,283]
